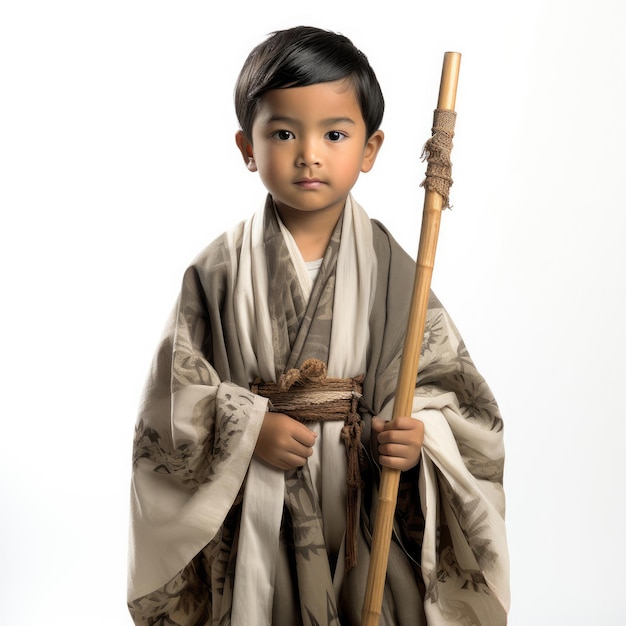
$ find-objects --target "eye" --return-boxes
[325,131,346,142]
[271,130,294,141]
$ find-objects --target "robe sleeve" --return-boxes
[411,304,510,623]
[127,264,268,613]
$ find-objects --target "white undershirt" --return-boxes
[306,258,323,282]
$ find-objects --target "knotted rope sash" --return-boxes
[251,358,365,570]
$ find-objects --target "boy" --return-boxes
[128,26,509,625]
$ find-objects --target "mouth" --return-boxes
[295,178,325,189]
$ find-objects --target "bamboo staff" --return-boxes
[360,51,461,626]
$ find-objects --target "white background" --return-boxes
[2,1,625,624]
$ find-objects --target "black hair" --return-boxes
[234,26,385,141]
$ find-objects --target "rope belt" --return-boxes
[251,358,365,570]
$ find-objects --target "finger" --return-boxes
[376,428,418,445]
[385,415,423,431]
[371,417,385,432]
[378,454,413,472]
[287,439,315,459]
[380,421,424,443]
[377,442,414,459]
[280,449,314,470]
[292,424,317,447]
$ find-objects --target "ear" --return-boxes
[360,130,384,173]
[235,130,257,172]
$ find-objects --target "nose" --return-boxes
[296,137,321,167]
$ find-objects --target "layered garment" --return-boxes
[128,195,510,625]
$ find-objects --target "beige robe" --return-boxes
[128,195,510,625]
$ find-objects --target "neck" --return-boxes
[275,202,344,262]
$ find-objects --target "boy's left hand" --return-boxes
[371,416,424,472]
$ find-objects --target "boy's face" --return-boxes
[236,80,383,221]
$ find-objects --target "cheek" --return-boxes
[255,149,288,189]
[256,146,288,173]
[335,149,366,178]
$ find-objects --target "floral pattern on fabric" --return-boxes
[132,386,257,493]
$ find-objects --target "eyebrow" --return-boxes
[265,115,357,126]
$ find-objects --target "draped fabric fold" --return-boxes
[128,194,509,625]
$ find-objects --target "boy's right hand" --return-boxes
[254,411,317,470]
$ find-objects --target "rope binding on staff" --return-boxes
[420,108,457,209]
